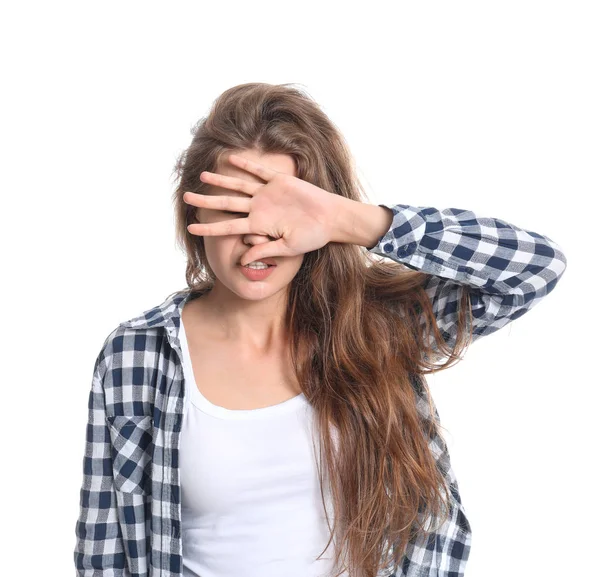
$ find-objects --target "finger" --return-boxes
[187,217,252,237]
[183,192,251,213]
[199,171,260,196]
[228,153,278,183]
[239,238,289,267]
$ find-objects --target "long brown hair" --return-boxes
[170,82,473,577]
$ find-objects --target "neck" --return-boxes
[188,286,291,355]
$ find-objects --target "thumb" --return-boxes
[240,239,287,267]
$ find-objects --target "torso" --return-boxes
[181,295,302,410]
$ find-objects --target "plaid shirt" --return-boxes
[74,203,567,576]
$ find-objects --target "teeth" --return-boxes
[245,261,269,269]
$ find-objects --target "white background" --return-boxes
[1,1,597,576]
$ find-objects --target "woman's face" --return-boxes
[196,149,305,301]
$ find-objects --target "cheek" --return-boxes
[204,238,234,264]
[287,255,305,275]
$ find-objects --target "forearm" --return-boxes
[328,195,394,248]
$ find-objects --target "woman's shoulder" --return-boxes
[117,288,192,331]
[91,289,192,376]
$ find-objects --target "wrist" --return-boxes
[328,196,393,248]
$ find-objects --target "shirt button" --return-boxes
[384,243,393,252]
[398,241,416,256]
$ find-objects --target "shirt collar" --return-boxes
[118,288,194,331]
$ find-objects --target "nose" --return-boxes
[243,233,274,246]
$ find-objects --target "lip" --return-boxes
[238,263,276,281]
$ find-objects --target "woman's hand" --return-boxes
[183,153,343,267]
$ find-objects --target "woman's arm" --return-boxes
[73,346,127,576]
[335,199,568,356]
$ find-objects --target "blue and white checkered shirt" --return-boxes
[74,203,567,576]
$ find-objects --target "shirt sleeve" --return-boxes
[367,203,568,359]
[378,377,472,576]
[73,345,128,576]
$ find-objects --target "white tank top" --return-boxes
[178,318,348,577]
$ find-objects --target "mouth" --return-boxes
[237,258,277,266]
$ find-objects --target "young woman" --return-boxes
[74,83,567,577]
